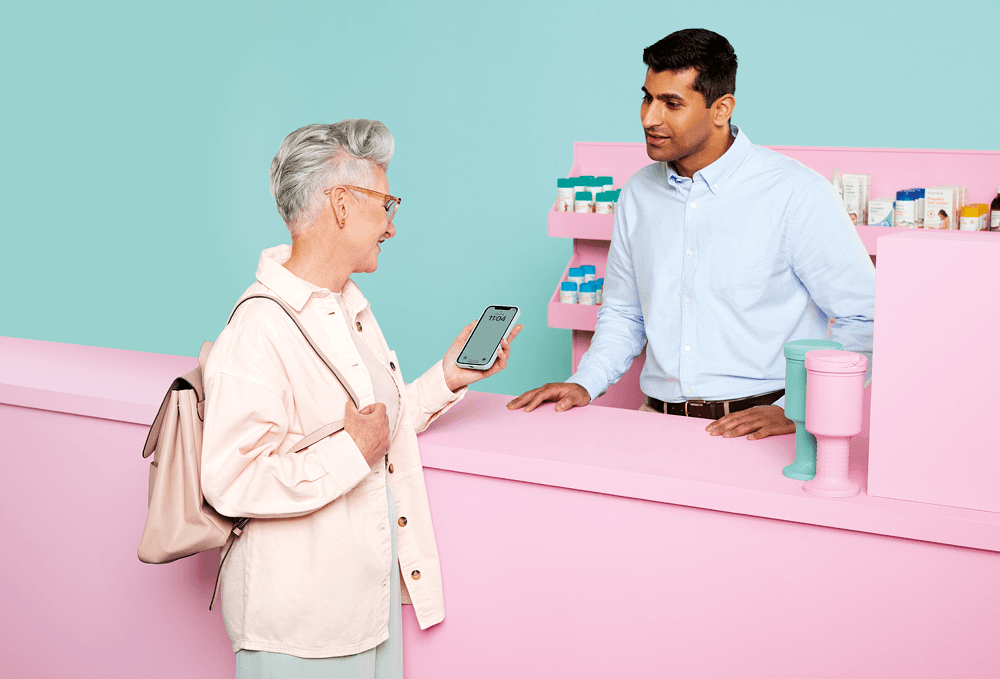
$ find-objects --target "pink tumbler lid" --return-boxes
[804,349,868,374]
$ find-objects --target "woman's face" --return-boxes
[345,167,396,274]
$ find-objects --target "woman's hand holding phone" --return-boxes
[442,319,523,393]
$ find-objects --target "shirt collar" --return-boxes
[255,244,368,313]
[663,124,752,195]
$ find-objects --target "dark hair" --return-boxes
[938,209,948,217]
[642,29,737,108]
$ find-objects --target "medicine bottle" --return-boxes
[578,282,596,305]
[574,191,594,213]
[568,267,585,285]
[595,278,604,305]
[560,281,578,304]
[596,176,614,192]
[581,265,596,283]
[595,192,614,214]
[991,187,1000,232]
[556,178,575,212]
[959,205,979,231]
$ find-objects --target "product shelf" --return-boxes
[546,252,605,331]
[548,204,615,240]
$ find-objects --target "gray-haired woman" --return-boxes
[200,119,522,678]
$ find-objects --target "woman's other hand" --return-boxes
[344,400,391,466]
[442,320,523,392]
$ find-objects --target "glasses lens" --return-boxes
[385,199,398,222]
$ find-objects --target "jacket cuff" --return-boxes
[315,431,372,496]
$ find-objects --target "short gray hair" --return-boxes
[269,119,395,235]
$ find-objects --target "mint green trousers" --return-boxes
[234,482,403,679]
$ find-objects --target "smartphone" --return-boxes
[455,306,521,371]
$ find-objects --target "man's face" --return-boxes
[640,67,713,163]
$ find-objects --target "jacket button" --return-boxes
[388,463,394,473]
[356,321,363,332]
[390,361,396,371]
[411,570,421,580]
[398,517,407,527]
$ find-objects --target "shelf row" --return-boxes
[547,203,992,256]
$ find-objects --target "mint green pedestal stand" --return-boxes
[782,339,843,480]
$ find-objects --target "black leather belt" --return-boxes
[643,390,785,421]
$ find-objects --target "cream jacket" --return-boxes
[201,244,465,658]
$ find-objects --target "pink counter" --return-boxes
[2,336,998,678]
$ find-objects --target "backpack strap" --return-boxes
[229,294,361,409]
[207,293,363,610]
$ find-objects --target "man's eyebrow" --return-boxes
[641,86,686,102]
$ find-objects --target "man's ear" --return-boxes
[712,94,735,128]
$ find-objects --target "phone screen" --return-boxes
[458,307,518,366]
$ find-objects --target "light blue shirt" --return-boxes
[568,126,875,409]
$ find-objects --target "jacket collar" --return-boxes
[255,244,368,315]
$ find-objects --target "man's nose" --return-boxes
[641,102,662,130]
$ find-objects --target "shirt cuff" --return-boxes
[772,395,786,410]
[566,371,606,403]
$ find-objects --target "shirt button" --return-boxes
[398,517,407,527]
[713,184,719,189]
[690,202,697,208]
[390,361,396,371]
[686,389,692,395]
[388,463,394,473]
[686,250,693,256]
[411,570,421,580]
[685,345,691,351]
[685,297,691,304]
[356,321,363,332]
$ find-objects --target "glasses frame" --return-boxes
[324,185,401,222]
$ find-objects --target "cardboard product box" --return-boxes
[868,197,895,226]
[925,186,959,229]
[842,174,870,225]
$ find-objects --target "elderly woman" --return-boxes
[201,119,521,678]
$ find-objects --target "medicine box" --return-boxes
[867,197,894,226]
[842,174,870,225]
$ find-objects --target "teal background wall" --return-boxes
[3,0,998,397]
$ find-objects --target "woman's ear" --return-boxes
[330,186,349,228]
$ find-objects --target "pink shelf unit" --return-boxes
[549,141,1000,410]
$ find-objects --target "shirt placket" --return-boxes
[676,176,702,400]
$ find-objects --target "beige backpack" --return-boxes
[138,293,359,609]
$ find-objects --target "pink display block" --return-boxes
[869,230,1000,513]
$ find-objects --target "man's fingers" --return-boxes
[706,410,752,435]
[507,389,537,409]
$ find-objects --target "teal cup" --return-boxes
[782,339,843,480]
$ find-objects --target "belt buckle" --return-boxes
[684,400,708,418]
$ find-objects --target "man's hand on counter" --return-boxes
[507,383,591,413]
[706,405,795,440]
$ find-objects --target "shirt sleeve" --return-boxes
[201,355,372,520]
[404,359,467,433]
[787,178,876,382]
[567,188,648,401]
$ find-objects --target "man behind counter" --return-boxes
[508,28,875,440]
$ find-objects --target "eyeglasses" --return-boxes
[324,185,401,222]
